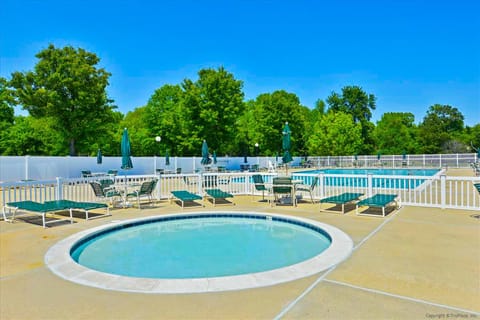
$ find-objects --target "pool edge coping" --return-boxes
[45,211,353,294]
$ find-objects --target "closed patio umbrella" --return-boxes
[97,149,102,164]
[121,128,133,170]
[201,140,211,165]
[282,122,293,173]
[165,150,170,166]
[213,151,217,165]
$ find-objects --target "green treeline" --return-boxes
[1,44,479,157]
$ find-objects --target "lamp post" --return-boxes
[155,136,161,174]
[155,136,161,156]
[254,143,259,166]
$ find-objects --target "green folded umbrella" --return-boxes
[97,149,102,164]
[201,140,211,165]
[121,128,133,170]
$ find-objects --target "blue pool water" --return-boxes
[294,168,440,189]
[71,214,331,279]
[299,168,440,176]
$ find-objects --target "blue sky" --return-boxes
[1,0,479,126]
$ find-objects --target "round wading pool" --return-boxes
[45,212,353,293]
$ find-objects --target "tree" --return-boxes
[180,67,245,155]
[0,116,64,155]
[373,112,419,154]
[306,111,363,156]
[326,86,376,153]
[0,77,16,154]
[9,44,116,156]
[0,77,15,125]
[418,104,465,153]
[238,90,309,156]
[144,84,185,156]
[120,107,152,156]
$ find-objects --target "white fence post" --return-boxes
[367,174,373,198]
[56,177,63,200]
[318,173,325,198]
[25,155,29,181]
[440,175,446,209]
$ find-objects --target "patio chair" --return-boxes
[271,176,296,206]
[295,176,319,203]
[126,179,158,208]
[356,194,398,217]
[81,170,92,178]
[99,178,115,192]
[473,183,480,193]
[171,190,204,209]
[204,188,235,206]
[182,175,198,186]
[320,192,364,214]
[252,174,270,201]
[202,175,218,188]
[89,181,124,207]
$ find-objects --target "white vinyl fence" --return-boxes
[1,153,478,183]
[2,171,479,213]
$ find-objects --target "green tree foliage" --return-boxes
[144,84,185,156]
[461,124,480,152]
[418,104,465,153]
[238,90,309,156]
[373,112,419,154]
[0,77,15,125]
[9,44,116,156]
[326,86,376,153]
[306,111,363,156]
[120,107,154,156]
[180,67,245,155]
[0,77,16,154]
[0,116,64,155]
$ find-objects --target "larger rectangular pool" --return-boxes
[294,168,441,189]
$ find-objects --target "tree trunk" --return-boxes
[69,138,76,156]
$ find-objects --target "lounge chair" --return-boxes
[3,200,74,228]
[271,177,296,206]
[320,192,364,214]
[356,194,398,217]
[47,200,109,220]
[2,200,109,228]
[171,190,204,209]
[252,174,270,201]
[204,188,235,206]
[126,179,158,208]
[295,176,318,203]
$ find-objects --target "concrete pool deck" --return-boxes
[1,169,479,319]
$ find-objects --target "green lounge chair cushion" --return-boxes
[171,190,202,201]
[357,194,397,207]
[205,189,233,199]
[320,193,364,204]
[7,201,49,212]
[474,183,480,193]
